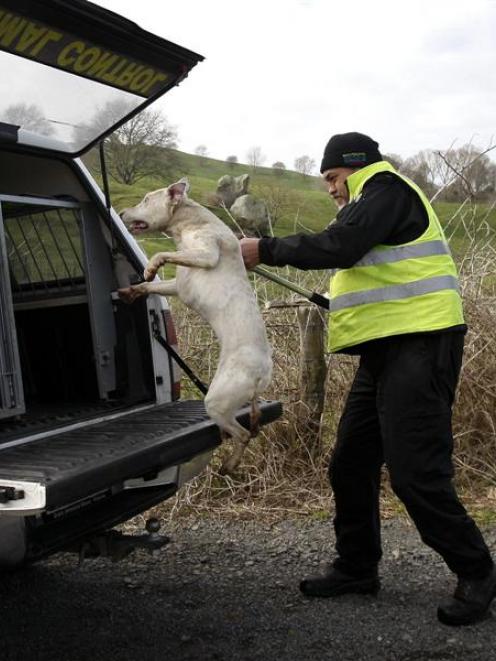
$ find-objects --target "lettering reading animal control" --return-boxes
[0,9,169,97]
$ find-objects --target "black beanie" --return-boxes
[320,132,382,173]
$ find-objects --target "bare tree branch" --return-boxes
[436,150,475,200]
[430,142,496,203]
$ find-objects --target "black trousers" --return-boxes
[329,332,493,579]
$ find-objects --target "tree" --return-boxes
[272,161,286,176]
[246,146,266,171]
[401,150,441,198]
[226,155,238,169]
[294,155,315,177]
[436,144,495,201]
[78,99,178,185]
[383,153,403,171]
[4,103,54,136]
[253,183,304,227]
[402,145,495,202]
[195,144,208,166]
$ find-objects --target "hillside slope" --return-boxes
[86,147,496,249]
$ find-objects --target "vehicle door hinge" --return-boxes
[0,122,19,143]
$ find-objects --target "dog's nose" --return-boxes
[118,208,128,220]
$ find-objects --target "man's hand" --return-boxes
[239,238,261,269]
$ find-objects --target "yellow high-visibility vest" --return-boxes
[328,161,464,353]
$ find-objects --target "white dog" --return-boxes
[118,178,273,474]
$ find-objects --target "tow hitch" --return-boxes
[77,518,169,564]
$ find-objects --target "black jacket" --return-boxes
[259,172,428,269]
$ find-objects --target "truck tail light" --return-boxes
[162,309,181,400]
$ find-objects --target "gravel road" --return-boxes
[1,515,496,661]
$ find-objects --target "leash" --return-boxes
[252,266,330,310]
[149,309,208,396]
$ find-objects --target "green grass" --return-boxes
[89,149,496,263]
[92,148,333,237]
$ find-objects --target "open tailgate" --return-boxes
[0,400,282,513]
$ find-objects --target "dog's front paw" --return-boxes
[143,267,156,282]
[144,255,166,281]
[117,286,142,304]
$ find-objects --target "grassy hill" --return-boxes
[88,148,496,271]
[94,148,332,237]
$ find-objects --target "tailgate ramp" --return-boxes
[0,400,282,511]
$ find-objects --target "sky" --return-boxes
[95,0,496,172]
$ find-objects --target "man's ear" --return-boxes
[167,178,190,205]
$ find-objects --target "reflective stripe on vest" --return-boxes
[329,274,460,312]
[352,239,451,268]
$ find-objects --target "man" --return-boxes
[240,132,495,626]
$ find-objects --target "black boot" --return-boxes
[437,567,496,626]
[299,566,380,598]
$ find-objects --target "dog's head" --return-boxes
[120,178,190,234]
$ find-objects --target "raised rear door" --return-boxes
[0,0,204,155]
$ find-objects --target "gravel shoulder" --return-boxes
[1,516,496,661]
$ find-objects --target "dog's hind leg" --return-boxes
[218,423,251,476]
[205,390,252,475]
[208,408,251,475]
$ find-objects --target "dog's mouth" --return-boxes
[128,220,149,234]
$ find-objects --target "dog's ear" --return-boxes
[178,177,190,193]
[167,178,190,206]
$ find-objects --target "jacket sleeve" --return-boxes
[258,173,427,270]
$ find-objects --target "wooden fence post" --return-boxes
[295,304,327,458]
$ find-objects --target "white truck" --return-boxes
[0,0,281,567]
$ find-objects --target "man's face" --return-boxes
[322,167,356,209]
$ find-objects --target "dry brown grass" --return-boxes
[159,197,496,520]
